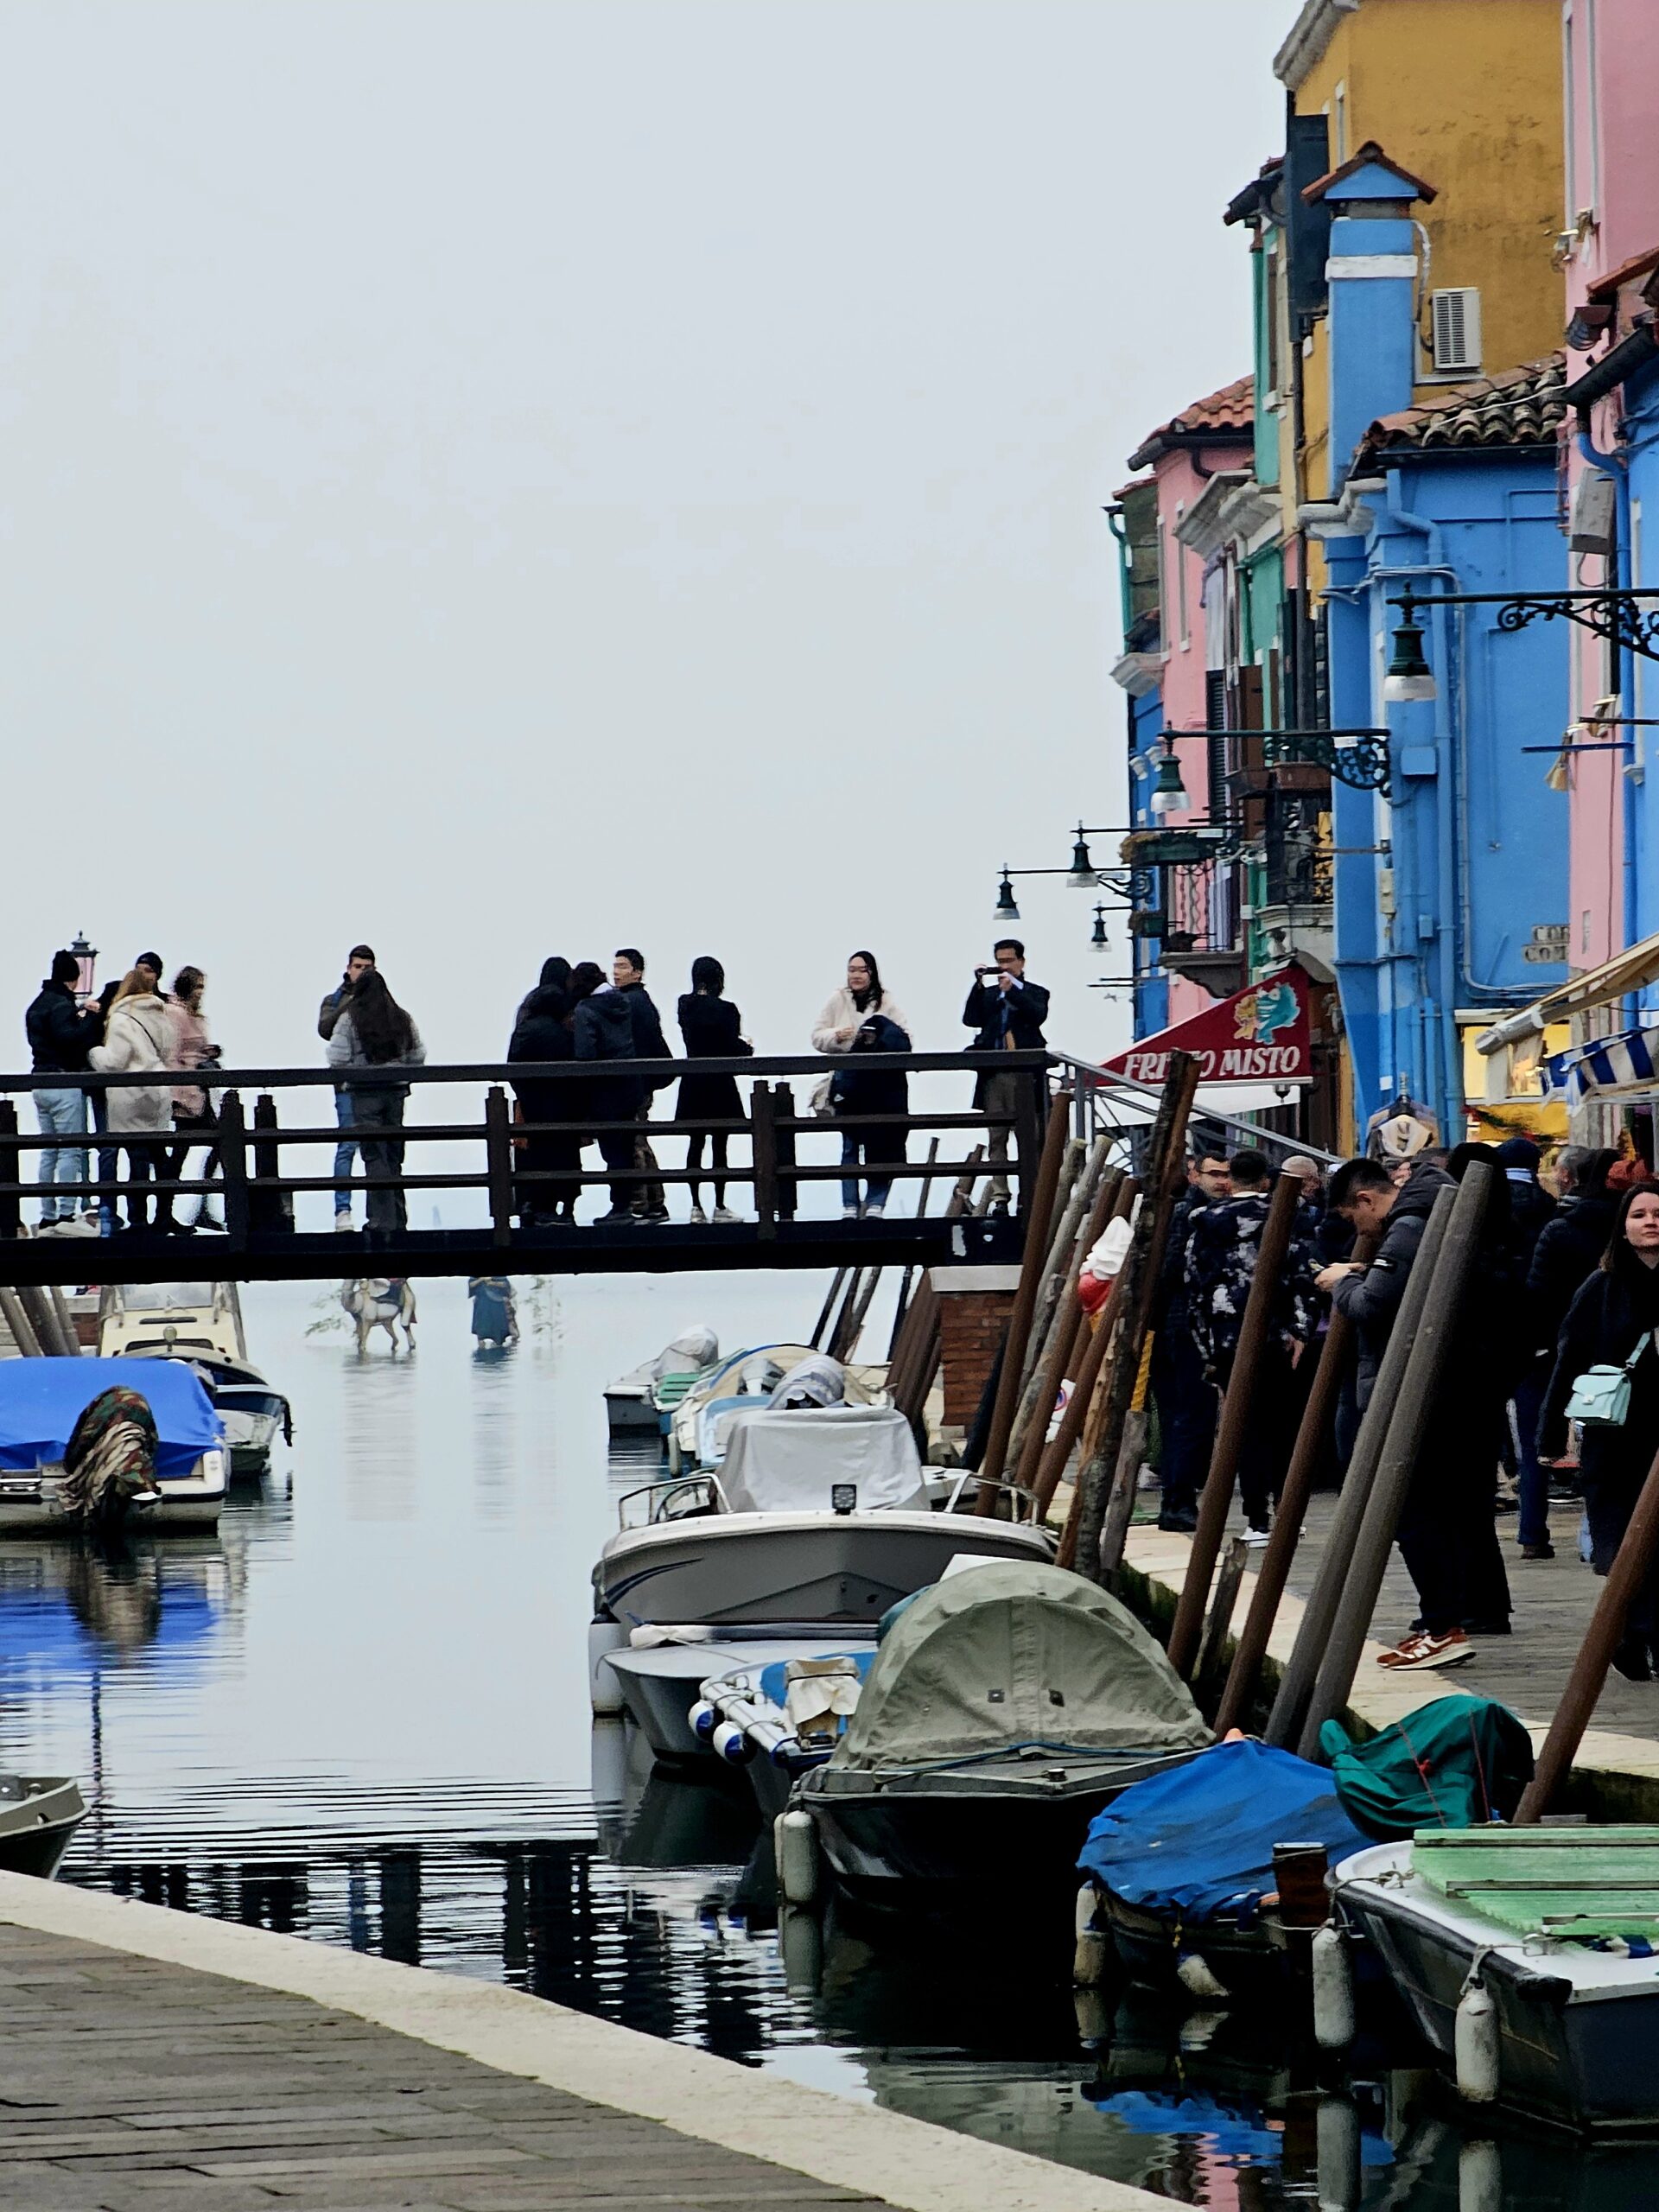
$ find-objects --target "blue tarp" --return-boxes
[0,1357,221,1481]
[1077,1738,1370,1926]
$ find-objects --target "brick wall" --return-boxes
[930,1267,1020,1429]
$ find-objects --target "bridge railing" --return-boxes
[0,1052,1052,1246]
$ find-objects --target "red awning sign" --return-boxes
[1103,965,1313,1087]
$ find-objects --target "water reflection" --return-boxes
[2,1279,1657,2207]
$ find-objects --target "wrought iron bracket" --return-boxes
[1160,725,1391,797]
[1395,588,1659,665]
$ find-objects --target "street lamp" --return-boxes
[1385,585,1659,706]
[993,871,1020,924]
[68,932,98,1007]
[1090,904,1109,949]
[1148,741,1188,817]
[1066,827,1096,888]
[1382,611,1436,703]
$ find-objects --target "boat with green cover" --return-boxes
[1334,1826,1659,2133]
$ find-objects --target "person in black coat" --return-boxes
[1529,1147,1619,1349]
[961,938,1050,1213]
[508,983,579,1226]
[572,965,640,1223]
[677,957,750,1223]
[1541,1184,1659,1677]
[1489,1135,1559,1557]
[614,949,671,1224]
[831,1013,910,1221]
[1147,1147,1230,1531]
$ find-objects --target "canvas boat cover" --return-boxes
[0,1357,222,1481]
[720,1404,925,1514]
[1077,1738,1370,1925]
[830,1562,1210,1771]
[766,1354,846,1409]
[1319,1694,1535,1836]
[652,1325,719,1380]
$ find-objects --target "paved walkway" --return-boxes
[0,1878,1159,2212]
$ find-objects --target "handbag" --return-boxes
[1565,1331,1656,1428]
[810,1073,836,1120]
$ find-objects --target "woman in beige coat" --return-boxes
[90,972,176,1231]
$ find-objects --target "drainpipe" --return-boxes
[1573,416,1637,967]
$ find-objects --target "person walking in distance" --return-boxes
[677,957,750,1224]
[159,967,224,1234]
[89,971,177,1232]
[1541,1185,1659,1680]
[812,952,911,1222]
[613,950,671,1224]
[319,946,376,1230]
[571,963,639,1224]
[1147,1146,1230,1531]
[325,969,426,1235]
[25,951,103,1236]
[962,938,1050,1215]
[1185,1148,1319,1545]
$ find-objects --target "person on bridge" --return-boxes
[159,966,224,1236]
[571,963,639,1224]
[326,969,426,1235]
[25,950,102,1237]
[89,970,177,1233]
[508,976,579,1227]
[677,957,749,1224]
[962,938,1049,1216]
[829,1012,911,1220]
[614,950,671,1224]
[811,953,911,1223]
[516,956,571,1028]
[318,944,376,1231]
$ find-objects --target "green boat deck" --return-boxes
[1414,1827,1659,1943]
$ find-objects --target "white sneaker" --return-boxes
[1241,1525,1272,1549]
[842,1204,860,1220]
[713,1205,739,1223]
[689,1204,708,1224]
[334,1215,354,1233]
[863,1202,885,1220]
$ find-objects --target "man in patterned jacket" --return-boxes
[1184,1148,1319,1545]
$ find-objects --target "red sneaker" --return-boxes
[1376,1629,1475,1672]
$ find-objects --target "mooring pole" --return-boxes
[1006,1139,1107,1476]
[1212,1231,1379,1738]
[1263,1191,1454,1751]
[1012,1170,1129,1506]
[976,1086,1073,1508]
[1295,1167,1491,1761]
[1166,1171,1305,1681]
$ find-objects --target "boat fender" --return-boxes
[711,1720,752,1764]
[1458,2139,1502,2212]
[690,1700,718,1742]
[775,1808,820,1908]
[1454,1974,1500,2104]
[587,1620,628,1718]
[1175,1950,1230,2003]
[1071,1987,1110,2047]
[779,1904,823,1995]
[1072,1885,1109,1988]
[1313,2094,1360,2212]
[1312,1923,1356,2050]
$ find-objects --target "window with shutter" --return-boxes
[1430,289,1482,374]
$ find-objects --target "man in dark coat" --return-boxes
[614,949,672,1224]
[1322,1154,1511,1670]
[25,951,103,1234]
[962,938,1050,1214]
[1529,1146,1618,1349]
[1147,1146,1230,1531]
[574,970,640,1224]
[508,985,579,1226]
[1491,1135,1556,1559]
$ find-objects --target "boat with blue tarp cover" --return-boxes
[0,1358,227,1532]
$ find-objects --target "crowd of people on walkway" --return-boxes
[21,937,1052,1236]
[1141,1129,1659,1681]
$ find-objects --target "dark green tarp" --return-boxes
[1319,1694,1535,1839]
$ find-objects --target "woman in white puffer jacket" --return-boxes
[90,971,176,1231]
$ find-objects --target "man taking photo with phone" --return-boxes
[962,938,1050,1215]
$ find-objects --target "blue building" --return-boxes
[1299,148,1571,1135]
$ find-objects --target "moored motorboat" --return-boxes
[0,1775,88,1878]
[694,1646,875,1820]
[787,1562,1211,1916]
[605,1325,720,1438]
[0,1358,227,1533]
[664,1344,887,1472]
[1333,1826,1659,2133]
[123,1351,289,1472]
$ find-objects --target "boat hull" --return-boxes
[0,1777,88,1879]
[595,1512,1053,1630]
[218,1396,286,1469]
[0,1451,228,1535]
[604,1630,877,1761]
[1337,1844,1659,2133]
[606,1389,660,1436]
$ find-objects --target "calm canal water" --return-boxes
[2,1274,1657,2209]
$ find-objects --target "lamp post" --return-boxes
[68,932,98,1007]
[1385,587,1659,703]
[1152,725,1394,794]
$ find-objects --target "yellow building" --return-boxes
[1273,0,1562,518]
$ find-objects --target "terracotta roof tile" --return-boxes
[1354,353,1566,463]
[1128,375,1254,471]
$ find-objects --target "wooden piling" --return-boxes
[1081,1052,1202,1585]
[810,1270,849,1351]
[1264,1192,1454,1751]
[1005,1138,1106,1474]
[1195,1537,1249,1713]
[976,1087,1072,1506]
[1049,1274,1128,1558]
[1166,1172,1305,1680]
[0,1286,42,1356]
[1016,1173,1131,1510]
[1211,1232,1379,1738]
[19,1285,71,1359]
[1295,1169,1491,1761]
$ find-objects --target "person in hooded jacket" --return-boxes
[89,971,178,1231]
[829,1012,911,1220]
[1541,1184,1659,1679]
[571,964,639,1223]
[25,950,103,1234]
[515,957,571,1029]
[508,980,579,1226]
[1529,1147,1619,1349]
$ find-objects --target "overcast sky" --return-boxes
[2,0,1285,1077]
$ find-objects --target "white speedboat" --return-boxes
[99,1282,287,1471]
[0,1357,227,1533]
[664,1344,888,1472]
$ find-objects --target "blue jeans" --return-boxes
[334,1090,357,1216]
[840,1132,893,1215]
[1512,1361,1551,1548]
[33,1087,88,1220]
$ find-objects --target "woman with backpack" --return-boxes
[326,970,427,1232]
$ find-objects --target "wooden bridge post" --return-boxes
[251,1094,289,1233]
[772,1083,798,1220]
[751,1082,778,1241]
[218,1091,250,1244]
[0,1102,20,1242]
[485,1086,513,1249]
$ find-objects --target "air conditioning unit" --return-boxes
[1430,288,1482,374]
